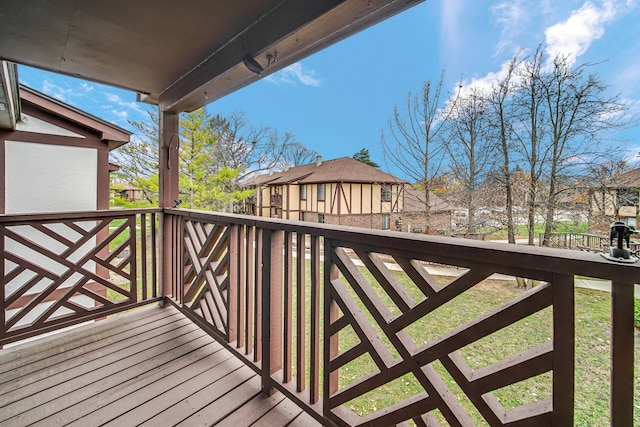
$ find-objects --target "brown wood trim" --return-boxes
[610,279,635,426]
[552,274,575,425]
[97,146,109,210]
[0,140,5,215]
[6,282,106,310]
[310,235,321,404]
[20,87,131,142]
[0,299,161,347]
[0,130,106,150]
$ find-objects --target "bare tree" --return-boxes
[209,111,293,182]
[282,141,319,167]
[381,71,459,233]
[513,46,549,245]
[537,52,626,245]
[484,56,520,243]
[446,88,495,233]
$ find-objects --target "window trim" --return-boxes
[382,213,390,230]
[317,183,326,201]
[381,185,392,202]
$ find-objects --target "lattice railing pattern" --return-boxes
[325,246,566,426]
[1,210,159,345]
[180,219,230,338]
[165,210,637,427]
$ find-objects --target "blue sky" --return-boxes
[18,0,640,177]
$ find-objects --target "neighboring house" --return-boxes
[0,84,131,214]
[111,181,143,202]
[589,168,640,233]
[0,80,131,322]
[242,156,407,230]
[401,187,454,233]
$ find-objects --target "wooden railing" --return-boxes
[0,209,161,346]
[543,231,640,254]
[541,232,609,252]
[165,209,637,427]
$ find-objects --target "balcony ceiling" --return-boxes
[0,0,422,114]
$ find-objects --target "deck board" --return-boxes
[0,304,322,427]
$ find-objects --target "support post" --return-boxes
[159,111,179,299]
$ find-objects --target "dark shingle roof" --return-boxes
[243,157,406,187]
[613,168,640,188]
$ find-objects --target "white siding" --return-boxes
[5,140,97,214]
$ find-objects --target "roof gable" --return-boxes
[249,157,406,186]
[19,85,131,150]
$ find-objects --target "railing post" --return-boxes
[261,228,283,395]
[0,224,5,345]
[310,235,321,404]
[296,232,307,393]
[227,224,239,343]
[552,274,574,425]
[324,236,339,416]
[610,280,634,427]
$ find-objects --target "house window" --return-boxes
[300,185,307,200]
[301,212,306,221]
[617,188,638,206]
[318,184,326,201]
[382,214,390,230]
[318,214,325,223]
[381,185,392,202]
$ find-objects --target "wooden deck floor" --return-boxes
[0,304,322,427]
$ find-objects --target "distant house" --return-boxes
[111,181,143,202]
[589,168,640,232]
[401,187,454,233]
[242,156,453,233]
[242,156,407,230]
[0,83,131,214]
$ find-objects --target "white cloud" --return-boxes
[266,62,321,87]
[440,0,464,53]
[456,57,522,99]
[41,80,74,102]
[491,0,529,54]
[111,109,128,120]
[544,1,617,66]
[464,0,635,95]
[103,91,146,115]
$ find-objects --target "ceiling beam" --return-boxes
[158,0,344,112]
[159,0,423,113]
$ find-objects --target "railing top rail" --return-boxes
[0,208,162,224]
[166,208,640,283]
